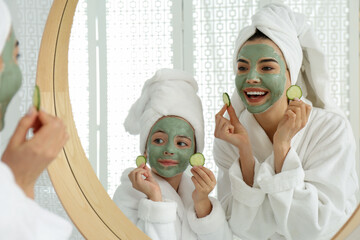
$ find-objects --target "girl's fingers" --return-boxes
[199,166,216,183]
[191,168,207,188]
[191,176,201,190]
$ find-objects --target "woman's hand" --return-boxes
[273,99,311,173]
[214,104,255,186]
[128,163,162,202]
[214,104,250,149]
[2,107,69,199]
[191,166,216,218]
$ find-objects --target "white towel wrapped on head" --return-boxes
[0,0,11,54]
[124,68,205,154]
[231,3,343,117]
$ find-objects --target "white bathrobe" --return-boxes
[0,161,72,239]
[113,167,233,240]
[213,106,358,240]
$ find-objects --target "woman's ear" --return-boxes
[143,151,147,159]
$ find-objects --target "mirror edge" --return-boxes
[35,0,360,239]
[36,0,150,239]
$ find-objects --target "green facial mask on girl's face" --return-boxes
[0,29,22,130]
[235,43,287,113]
[146,117,195,178]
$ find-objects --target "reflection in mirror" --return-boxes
[68,0,359,238]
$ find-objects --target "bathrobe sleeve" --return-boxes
[0,162,72,240]
[112,168,178,240]
[186,196,233,240]
[214,110,359,240]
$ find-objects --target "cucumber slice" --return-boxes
[286,85,302,100]
[189,153,205,167]
[136,155,147,167]
[33,85,41,110]
[223,92,231,107]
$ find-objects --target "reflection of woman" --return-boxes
[213,3,358,240]
[0,1,71,238]
[113,69,232,240]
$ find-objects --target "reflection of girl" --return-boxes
[0,1,71,238]
[113,69,232,240]
[213,3,358,240]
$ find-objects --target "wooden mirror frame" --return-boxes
[35,0,360,239]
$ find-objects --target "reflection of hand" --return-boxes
[2,107,69,199]
[128,163,162,202]
[191,166,216,218]
[273,99,311,173]
[214,104,250,150]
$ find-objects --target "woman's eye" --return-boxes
[238,66,247,71]
[262,66,273,71]
[16,54,21,60]
[154,138,164,144]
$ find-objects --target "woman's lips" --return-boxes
[243,88,269,104]
[158,159,179,166]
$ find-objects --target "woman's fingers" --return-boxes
[227,105,240,126]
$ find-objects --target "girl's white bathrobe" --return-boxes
[213,107,359,240]
[113,167,233,240]
[0,161,72,239]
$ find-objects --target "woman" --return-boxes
[213,3,358,240]
[113,68,232,240]
[0,1,71,238]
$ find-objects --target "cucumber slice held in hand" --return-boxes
[33,85,41,111]
[286,85,302,100]
[189,153,205,167]
[223,92,231,107]
[136,155,147,167]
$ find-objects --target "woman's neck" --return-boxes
[254,98,287,142]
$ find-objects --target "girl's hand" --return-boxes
[128,163,162,202]
[2,107,69,199]
[273,99,311,173]
[214,104,250,149]
[191,166,216,218]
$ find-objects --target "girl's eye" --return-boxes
[177,141,188,147]
[154,138,164,144]
[16,54,21,60]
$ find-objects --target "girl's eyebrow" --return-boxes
[237,59,249,64]
[177,135,191,141]
[259,58,278,64]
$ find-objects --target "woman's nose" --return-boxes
[246,78,261,84]
[164,151,174,156]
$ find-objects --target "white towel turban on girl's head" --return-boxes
[124,68,205,154]
[231,3,344,117]
[0,0,12,54]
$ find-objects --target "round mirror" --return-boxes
[36,0,360,239]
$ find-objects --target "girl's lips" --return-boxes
[243,88,270,104]
[158,159,179,166]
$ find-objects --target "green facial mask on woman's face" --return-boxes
[146,117,195,178]
[235,44,287,113]
[0,29,22,130]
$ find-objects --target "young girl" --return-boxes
[113,68,232,240]
[213,3,358,240]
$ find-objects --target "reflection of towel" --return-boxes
[124,68,205,154]
[231,3,344,117]
[0,0,11,53]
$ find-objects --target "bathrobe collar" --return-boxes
[240,99,313,162]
